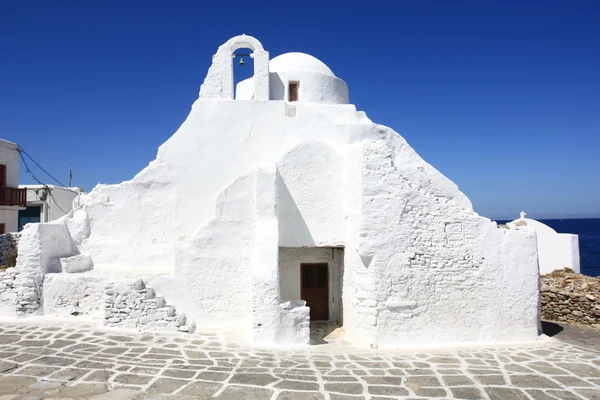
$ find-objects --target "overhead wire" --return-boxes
[17,146,79,193]
[17,150,70,215]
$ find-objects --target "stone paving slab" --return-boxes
[0,320,599,399]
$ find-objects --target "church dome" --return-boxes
[269,53,335,77]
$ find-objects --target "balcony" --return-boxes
[0,187,27,207]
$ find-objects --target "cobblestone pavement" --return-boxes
[0,321,599,399]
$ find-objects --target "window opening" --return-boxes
[288,82,299,102]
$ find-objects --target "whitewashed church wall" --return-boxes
[357,139,540,347]
[166,171,257,329]
[249,167,283,345]
[277,142,344,247]
[342,143,377,347]
[4,36,541,348]
[77,101,358,272]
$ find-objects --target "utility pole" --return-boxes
[68,164,72,187]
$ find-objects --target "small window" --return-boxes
[288,82,299,102]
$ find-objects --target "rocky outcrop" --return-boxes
[541,268,600,328]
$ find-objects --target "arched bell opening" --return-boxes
[199,35,270,101]
[232,48,255,100]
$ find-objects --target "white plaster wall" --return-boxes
[43,273,108,317]
[341,143,377,346]
[354,140,539,348]
[269,71,349,104]
[236,78,255,100]
[279,247,343,322]
[237,71,349,104]
[277,301,310,345]
[0,140,20,234]
[0,139,20,188]
[76,100,364,270]
[277,142,344,247]
[166,171,257,328]
[0,209,18,233]
[512,218,580,274]
[0,268,17,316]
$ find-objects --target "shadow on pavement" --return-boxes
[541,320,564,337]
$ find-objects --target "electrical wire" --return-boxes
[17,146,79,193]
[18,150,69,215]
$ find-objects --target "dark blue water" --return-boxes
[498,218,600,277]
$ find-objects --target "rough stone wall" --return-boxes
[0,265,39,317]
[0,232,20,266]
[104,279,195,333]
[541,269,600,328]
[0,267,18,315]
[13,223,78,316]
[43,274,107,317]
[357,139,540,347]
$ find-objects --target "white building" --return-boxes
[18,185,83,231]
[511,212,580,275]
[0,139,26,234]
[7,36,541,348]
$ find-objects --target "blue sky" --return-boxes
[1,1,599,220]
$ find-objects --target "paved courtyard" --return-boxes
[0,320,599,399]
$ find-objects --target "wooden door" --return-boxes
[0,165,5,187]
[301,263,329,321]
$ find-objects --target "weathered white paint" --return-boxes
[511,214,580,274]
[0,139,22,233]
[5,35,541,348]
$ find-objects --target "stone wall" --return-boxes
[43,274,107,317]
[0,232,20,266]
[0,265,38,317]
[0,267,18,315]
[104,279,195,333]
[541,268,600,328]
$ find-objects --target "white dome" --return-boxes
[269,52,335,77]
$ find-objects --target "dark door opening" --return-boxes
[18,205,41,231]
[301,263,329,320]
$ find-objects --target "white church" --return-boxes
[6,35,542,348]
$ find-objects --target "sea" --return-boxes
[497,218,600,277]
